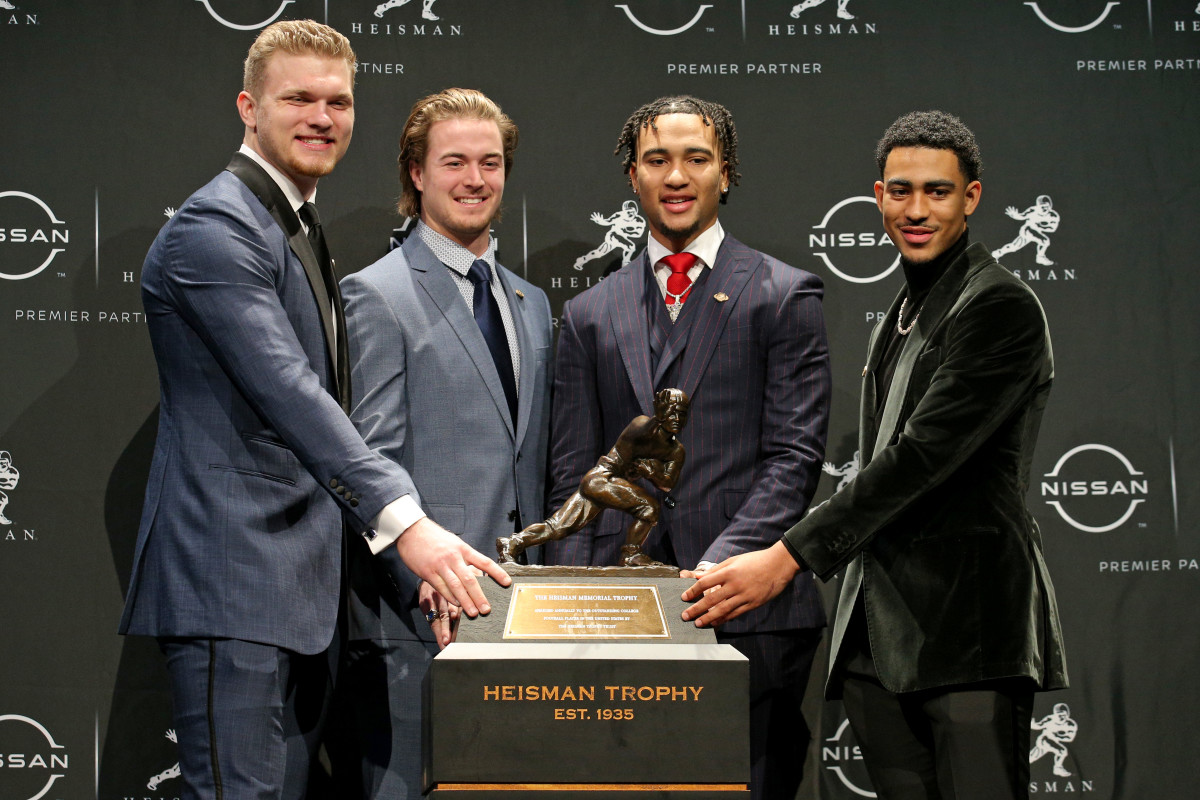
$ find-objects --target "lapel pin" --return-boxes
[515,289,525,299]
[713,292,729,302]
[862,365,868,377]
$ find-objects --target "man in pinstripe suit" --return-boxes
[545,95,832,800]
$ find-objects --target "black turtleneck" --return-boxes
[874,230,970,415]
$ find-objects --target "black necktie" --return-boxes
[467,259,518,424]
[298,202,351,410]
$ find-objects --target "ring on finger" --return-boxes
[425,610,438,624]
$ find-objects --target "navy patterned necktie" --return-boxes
[467,259,518,423]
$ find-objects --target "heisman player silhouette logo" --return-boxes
[574,201,647,271]
[790,0,854,20]
[0,450,20,526]
[1030,703,1078,777]
[146,729,182,791]
[822,450,860,493]
[375,0,440,21]
[992,194,1060,266]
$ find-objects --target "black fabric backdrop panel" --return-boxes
[2,2,1197,798]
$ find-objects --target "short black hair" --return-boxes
[615,95,741,204]
[875,110,982,184]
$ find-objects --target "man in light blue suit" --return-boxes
[118,25,509,800]
[333,88,553,799]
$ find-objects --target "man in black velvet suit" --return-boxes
[683,110,1068,800]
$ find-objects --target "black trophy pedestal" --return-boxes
[424,573,750,798]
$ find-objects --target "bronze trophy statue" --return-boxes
[497,388,689,568]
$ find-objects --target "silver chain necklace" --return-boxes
[896,296,920,336]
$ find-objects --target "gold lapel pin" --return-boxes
[515,289,525,299]
[862,366,868,377]
[713,292,729,302]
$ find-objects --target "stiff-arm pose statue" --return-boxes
[498,388,688,567]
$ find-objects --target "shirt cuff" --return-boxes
[364,495,425,555]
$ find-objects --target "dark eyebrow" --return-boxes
[885,178,957,190]
[639,146,716,159]
[437,151,503,161]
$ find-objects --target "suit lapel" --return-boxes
[871,309,927,459]
[859,289,904,465]
[870,245,977,459]
[659,236,755,400]
[608,253,656,415]
[496,266,532,447]
[225,153,346,408]
[405,236,515,438]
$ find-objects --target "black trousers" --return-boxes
[718,628,822,800]
[834,611,1034,800]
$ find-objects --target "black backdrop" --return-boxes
[3,2,1199,798]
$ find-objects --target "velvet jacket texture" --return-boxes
[787,242,1068,695]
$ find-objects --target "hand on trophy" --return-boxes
[396,516,512,617]
[680,541,801,627]
[419,580,462,648]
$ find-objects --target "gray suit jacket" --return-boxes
[788,242,1068,695]
[120,156,407,654]
[340,233,553,644]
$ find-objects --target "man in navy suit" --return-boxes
[332,88,553,799]
[118,23,509,800]
[545,95,832,800]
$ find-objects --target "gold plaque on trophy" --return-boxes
[503,583,671,639]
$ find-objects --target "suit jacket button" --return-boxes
[663,496,676,509]
[350,498,359,508]
[508,509,518,522]
[330,477,340,488]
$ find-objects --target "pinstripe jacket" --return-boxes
[545,235,832,635]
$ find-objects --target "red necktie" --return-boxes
[662,252,697,317]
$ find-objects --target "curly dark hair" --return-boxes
[875,110,982,184]
[614,95,741,204]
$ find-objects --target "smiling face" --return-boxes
[874,146,980,264]
[237,51,355,199]
[630,113,729,252]
[410,117,505,256]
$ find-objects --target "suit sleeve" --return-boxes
[542,296,602,566]
[339,268,429,600]
[787,281,1052,579]
[702,269,832,564]
[155,196,404,532]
